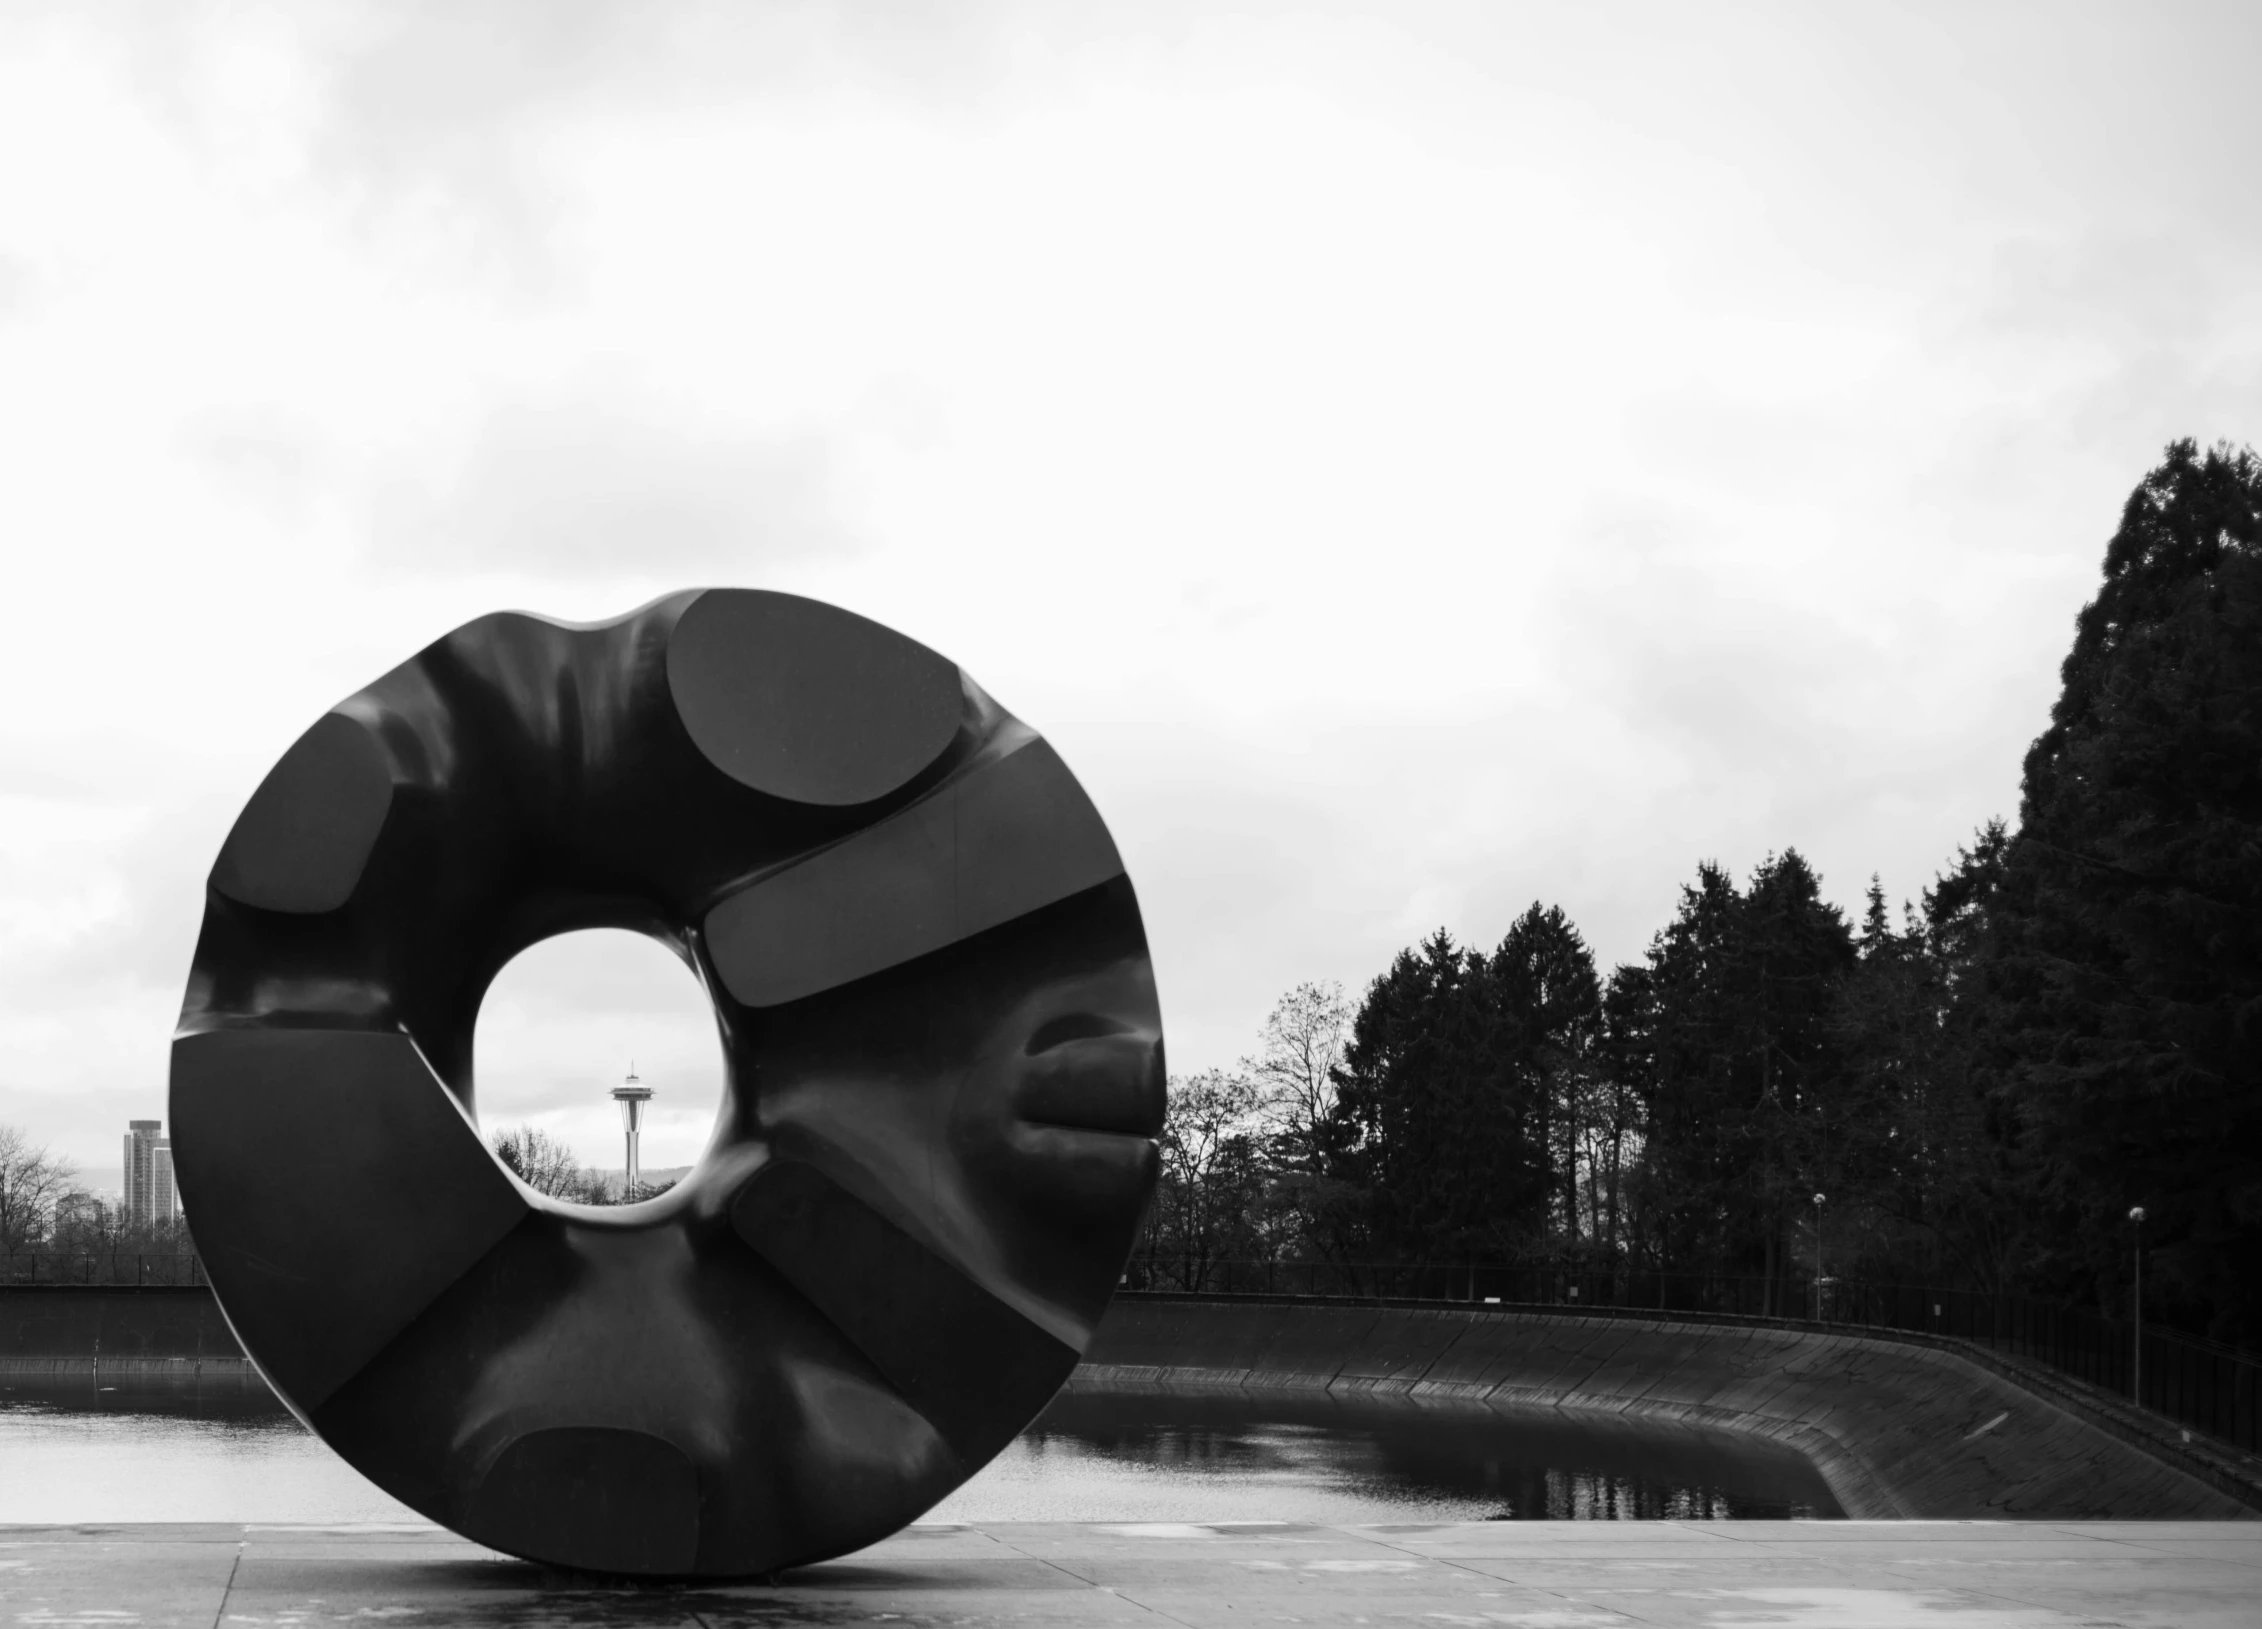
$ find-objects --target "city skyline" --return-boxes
[56,1055,702,1202]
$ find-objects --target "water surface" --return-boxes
[0,1373,1839,1525]
[934,1387,1839,1522]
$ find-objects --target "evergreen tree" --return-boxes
[1598,961,1662,1263]
[1983,439,2262,1340]
[1858,875,1894,960]
[1825,854,2017,1289]
[1741,850,1859,1291]
[1335,930,1550,1262]
[1905,824,2028,1290]
[1611,862,1746,1276]
[1610,853,1854,1303]
[1488,903,1603,1243]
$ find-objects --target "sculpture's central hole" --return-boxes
[472,929,726,1203]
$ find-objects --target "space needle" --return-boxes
[611,1066,654,1200]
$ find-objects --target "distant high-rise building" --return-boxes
[123,1120,175,1229]
[53,1191,107,1231]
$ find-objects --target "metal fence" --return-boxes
[0,1252,208,1287]
[1127,1256,2262,1454]
[1824,1277,2261,1453]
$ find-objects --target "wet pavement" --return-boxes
[2,1518,2257,1626]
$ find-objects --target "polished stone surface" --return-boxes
[2,1520,2256,1626]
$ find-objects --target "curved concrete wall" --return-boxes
[1082,1296,2255,1521]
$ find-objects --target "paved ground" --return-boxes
[1,1520,2256,1627]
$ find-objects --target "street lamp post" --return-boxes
[2129,1204,2146,1408]
[1811,1191,1826,1322]
[611,1068,654,1202]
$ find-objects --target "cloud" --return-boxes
[1,2,1047,305]
[0,250,42,326]
[8,0,2262,1181]
[273,2,1029,295]
[357,366,875,580]
[174,365,916,582]
[173,404,335,532]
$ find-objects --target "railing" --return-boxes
[1825,1278,2261,1455]
[0,1252,207,1287]
[1126,1257,2262,1454]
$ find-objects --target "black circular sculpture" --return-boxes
[169,590,1165,1577]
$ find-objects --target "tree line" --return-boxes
[1137,440,2262,1349]
[490,1124,675,1204]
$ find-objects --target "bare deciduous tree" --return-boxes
[0,1124,79,1254]
[491,1125,598,1201]
[1243,979,1351,1173]
[1145,1069,1267,1289]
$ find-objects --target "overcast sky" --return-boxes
[3,1,2256,1182]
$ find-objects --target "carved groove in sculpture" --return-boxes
[169,590,1166,1577]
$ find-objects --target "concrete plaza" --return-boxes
[2,1519,2256,1627]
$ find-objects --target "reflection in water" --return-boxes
[939,1387,1840,1523]
[0,1373,1840,1526]
[0,1371,410,1525]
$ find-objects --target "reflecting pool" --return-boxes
[0,1373,1840,1525]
